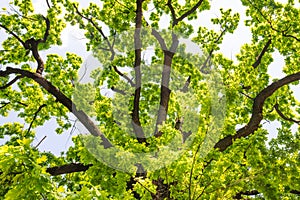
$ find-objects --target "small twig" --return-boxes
[35,136,47,148]
[113,66,135,87]
[239,91,254,100]
[27,104,47,135]
[0,101,10,109]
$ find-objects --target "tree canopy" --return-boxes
[0,0,299,199]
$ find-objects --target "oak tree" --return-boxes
[0,0,299,199]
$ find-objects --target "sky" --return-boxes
[0,0,299,155]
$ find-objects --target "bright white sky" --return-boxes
[0,0,299,155]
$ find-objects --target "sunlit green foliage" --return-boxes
[0,0,299,199]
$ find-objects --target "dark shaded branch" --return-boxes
[111,86,127,95]
[131,0,146,143]
[180,76,191,93]
[46,0,51,8]
[234,190,260,199]
[34,136,47,148]
[177,0,205,23]
[252,39,272,68]
[239,91,254,100]
[166,0,177,26]
[0,75,23,90]
[274,103,300,124]
[27,104,47,135]
[39,16,50,43]
[46,163,92,176]
[168,0,205,26]
[24,38,45,74]
[0,67,112,148]
[112,66,135,87]
[214,71,300,151]
[0,101,10,109]
[0,24,26,47]
[291,190,300,195]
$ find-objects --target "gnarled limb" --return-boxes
[0,67,112,148]
[214,71,300,151]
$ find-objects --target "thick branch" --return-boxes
[274,103,300,124]
[252,39,272,68]
[155,33,179,137]
[46,163,92,176]
[0,67,112,148]
[132,0,146,143]
[166,0,177,25]
[168,0,205,26]
[151,29,168,51]
[214,71,300,151]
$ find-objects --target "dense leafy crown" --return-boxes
[0,0,299,199]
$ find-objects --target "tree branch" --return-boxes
[26,104,47,135]
[214,71,300,151]
[274,103,300,124]
[233,190,260,199]
[111,86,127,95]
[166,0,177,26]
[39,16,50,43]
[46,163,92,176]
[73,4,115,60]
[247,0,300,42]
[0,67,112,148]
[0,24,26,47]
[154,33,179,137]
[0,75,23,90]
[131,0,146,143]
[0,101,10,109]
[252,39,272,68]
[177,0,205,23]
[112,66,135,87]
